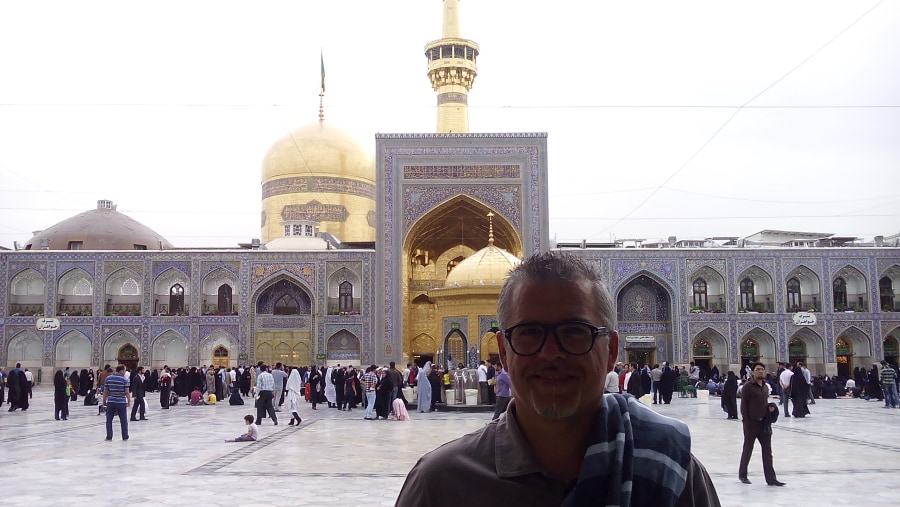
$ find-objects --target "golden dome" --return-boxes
[261,120,373,183]
[444,243,520,288]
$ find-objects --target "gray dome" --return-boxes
[24,200,174,250]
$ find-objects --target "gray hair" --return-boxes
[497,252,617,330]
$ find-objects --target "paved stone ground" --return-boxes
[2,386,898,506]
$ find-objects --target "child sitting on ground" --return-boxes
[225,414,258,442]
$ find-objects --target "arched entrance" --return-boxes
[617,273,672,364]
[213,345,229,368]
[325,330,361,366]
[741,337,760,372]
[410,333,436,368]
[691,328,728,378]
[788,328,825,374]
[835,338,852,378]
[442,329,468,369]
[479,328,500,365]
[117,343,139,370]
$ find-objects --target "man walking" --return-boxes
[271,363,287,412]
[362,365,378,420]
[255,364,278,425]
[880,361,898,409]
[103,365,131,441]
[159,366,173,409]
[651,363,663,403]
[738,362,784,486]
[130,366,148,421]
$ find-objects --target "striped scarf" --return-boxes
[563,393,691,507]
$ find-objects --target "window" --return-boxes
[833,278,848,309]
[292,224,302,236]
[304,224,313,236]
[133,244,147,250]
[274,295,299,315]
[339,281,353,312]
[692,278,708,309]
[787,278,801,309]
[67,241,83,250]
[881,277,895,311]
[169,284,184,314]
[284,225,291,237]
[122,278,140,296]
[217,284,233,314]
[740,278,755,310]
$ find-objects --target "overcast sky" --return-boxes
[1,0,897,249]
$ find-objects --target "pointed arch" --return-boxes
[102,330,137,366]
[879,264,900,311]
[788,327,825,374]
[326,329,361,363]
[106,268,142,296]
[10,268,46,296]
[253,275,313,315]
[153,267,190,298]
[55,330,92,365]
[202,267,237,315]
[6,330,43,365]
[784,265,822,312]
[615,271,674,323]
[738,327,777,368]
[151,330,188,366]
[833,265,868,311]
[443,329,468,368]
[689,265,726,311]
[736,265,774,312]
[200,330,238,366]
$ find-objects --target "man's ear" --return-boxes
[607,330,619,373]
[497,330,508,368]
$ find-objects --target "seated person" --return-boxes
[190,387,205,406]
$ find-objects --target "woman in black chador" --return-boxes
[722,371,739,419]
[69,369,80,402]
[79,369,90,396]
[148,369,159,392]
[790,367,811,418]
[53,370,69,420]
[374,368,393,420]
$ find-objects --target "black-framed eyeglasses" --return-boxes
[502,321,608,356]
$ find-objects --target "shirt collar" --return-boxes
[494,400,548,478]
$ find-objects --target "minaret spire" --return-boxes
[487,212,495,246]
[425,0,479,133]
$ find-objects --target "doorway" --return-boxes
[117,343,139,371]
[627,350,654,367]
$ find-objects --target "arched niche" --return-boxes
[9,268,46,316]
[326,329,361,365]
[689,265,726,311]
[105,268,142,316]
[739,328,777,372]
[691,328,728,375]
[151,330,188,367]
[879,265,900,312]
[832,265,868,312]
[202,268,237,315]
[480,330,500,364]
[7,331,42,366]
[326,267,361,315]
[55,330,92,367]
[784,265,822,312]
[788,328,825,375]
[254,277,312,315]
[102,330,137,367]
[200,330,238,367]
[442,329,468,369]
[737,266,774,313]
[57,268,94,316]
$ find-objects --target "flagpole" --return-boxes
[319,49,325,120]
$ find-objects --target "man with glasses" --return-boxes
[738,362,785,486]
[396,252,719,506]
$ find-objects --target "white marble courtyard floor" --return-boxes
[2,386,897,506]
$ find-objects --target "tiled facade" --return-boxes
[564,247,900,376]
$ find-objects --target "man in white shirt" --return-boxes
[779,364,794,417]
[23,369,34,399]
[477,361,489,404]
[799,362,815,404]
[604,369,620,393]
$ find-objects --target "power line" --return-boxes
[585,0,887,240]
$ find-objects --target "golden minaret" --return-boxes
[425,0,479,133]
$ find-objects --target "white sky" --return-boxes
[1,0,898,249]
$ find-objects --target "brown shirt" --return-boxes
[740,379,769,421]
[395,400,720,507]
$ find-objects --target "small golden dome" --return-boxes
[261,120,373,183]
[444,243,520,288]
